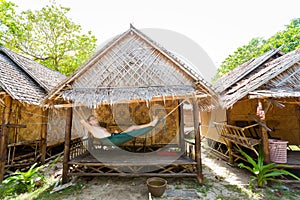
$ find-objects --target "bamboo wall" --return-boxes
[87,100,180,146]
[201,106,226,142]
[0,100,43,144]
[228,99,300,145]
[183,104,194,128]
[47,108,67,146]
[47,108,86,146]
[0,100,78,147]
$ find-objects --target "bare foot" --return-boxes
[151,115,159,126]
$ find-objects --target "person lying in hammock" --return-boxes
[80,115,159,139]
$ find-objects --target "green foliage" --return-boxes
[0,163,45,198]
[1,0,97,75]
[0,0,17,46]
[215,18,300,80]
[263,18,300,53]
[215,37,264,79]
[238,147,300,189]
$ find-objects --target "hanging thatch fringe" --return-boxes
[62,85,199,108]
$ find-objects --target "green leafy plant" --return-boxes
[1,163,45,196]
[238,147,300,189]
[215,18,300,80]
[1,1,97,75]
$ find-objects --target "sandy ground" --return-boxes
[47,140,300,200]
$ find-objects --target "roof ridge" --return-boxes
[44,25,216,104]
[129,26,214,94]
[220,47,300,109]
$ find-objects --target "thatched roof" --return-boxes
[214,48,283,93]
[216,47,300,109]
[0,46,66,105]
[45,25,215,109]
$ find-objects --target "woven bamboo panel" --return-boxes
[93,100,179,146]
[0,100,43,143]
[46,108,67,146]
[73,33,192,89]
[17,104,43,141]
[62,31,198,107]
[228,99,300,145]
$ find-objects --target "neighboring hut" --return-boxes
[206,47,300,168]
[0,47,66,181]
[43,25,215,184]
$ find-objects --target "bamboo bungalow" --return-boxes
[207,47,300,168]
[0,47,66,181]
[43,25,215,184]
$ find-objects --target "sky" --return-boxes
[9,0,300,70]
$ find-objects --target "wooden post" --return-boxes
[62,107,73,184]
[197,104,204,185]
[179,99,185,152]
[0,95,12,182]
[192,99,203,185]
[261,119,270,163]
[257,101,270,163]
[227,141,234,165]
[40,109,48,164]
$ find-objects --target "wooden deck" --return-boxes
[286,151,300,169]
[71,150,195,164]
[67,150,197,177]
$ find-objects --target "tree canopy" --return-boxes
[0,0,97,75]
[215,18,300,80]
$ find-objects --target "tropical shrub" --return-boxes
[238,147,300,189]
[0,163,45,197]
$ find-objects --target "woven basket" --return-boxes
[269,139,288,163]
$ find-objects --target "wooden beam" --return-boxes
[179,100,185,152]
[0,95,12,182]
[40,109,48,164]
[5,124,26,128]
[52,95,200,108]
[68,172,197,178]
[62,107,73,184]
[192,99,203,185]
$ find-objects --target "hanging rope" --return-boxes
[162,99,187,119]
[159,98,188,138]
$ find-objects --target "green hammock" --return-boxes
[96,118,165,146]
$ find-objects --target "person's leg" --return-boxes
[123,116,159,132]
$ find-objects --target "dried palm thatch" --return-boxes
[62,85,195,106]
[0,46,66,105]
[213,47,283,94]
[215,47,300,109]
[45,25,215,109]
